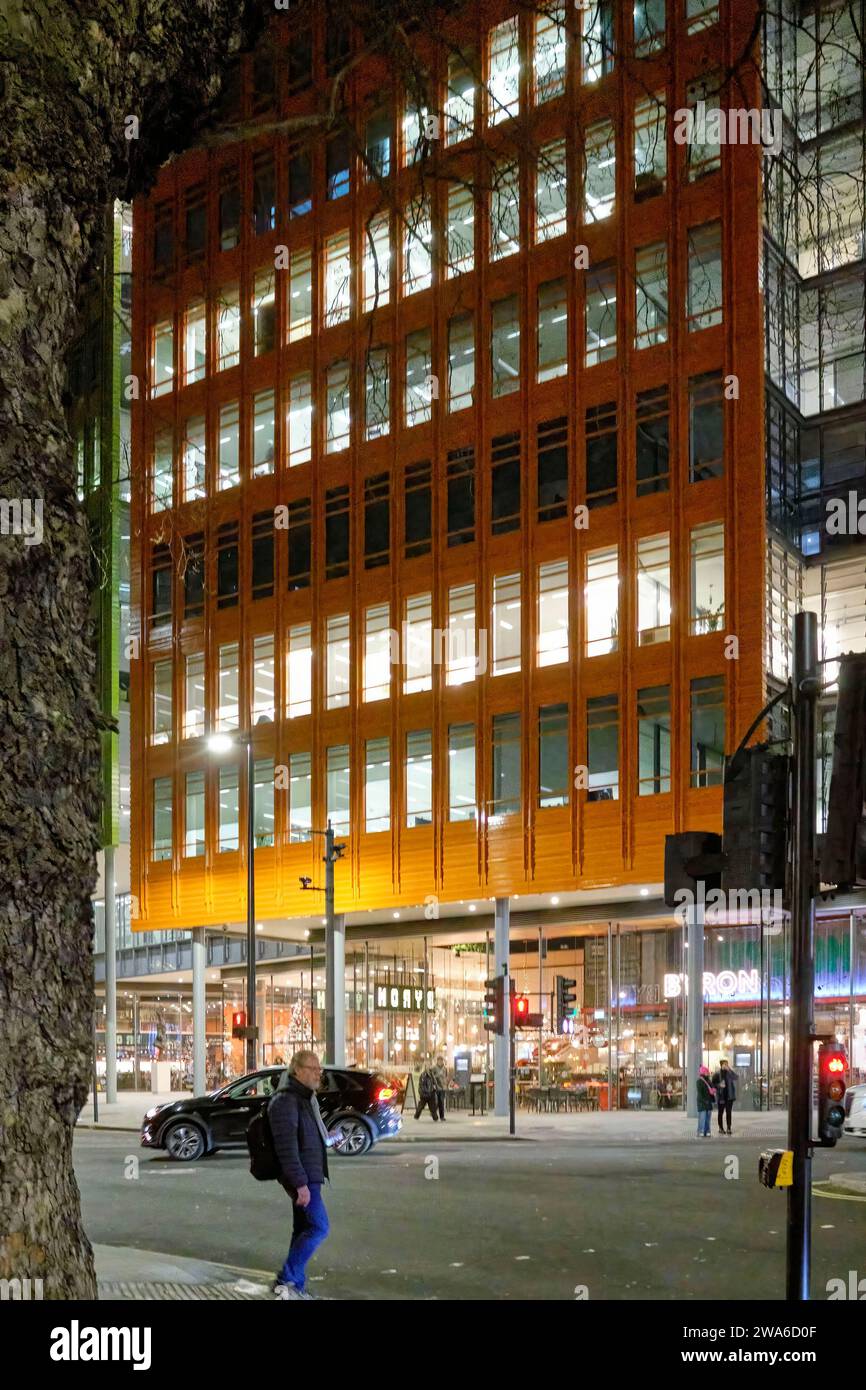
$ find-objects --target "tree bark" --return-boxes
[0,0,264,1299]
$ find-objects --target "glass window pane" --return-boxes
[253,271,275,356]
[252,390,274,476]
[538,277,568,381]
[404,593,432,693]
[152,660,172,744]
[152,778,173,861]
[536,139,567,242]
[405,329,433,426]
[491,161,520,261]
[365,738,390,832]
[327,745,350,835]
[447,582,477,685]
[365,347,390,440]
[585,546,619,655]
[183,416,206,501]
[448,314,475,412]
[326,360,351,454]
[585,263,617,365]
[584,120,615,222]
[217,286,241,370]
[218,766,239,852]
[184,771,205,857]
[287,624,312,718]
[492,572,521,675]
[634,93,666,197]
[446,54,475,144]
[406,730,433,826]
[183,303,206,384]
[217,642,239,731]
[690,676,725,788]
[446,184,474,277]
[687,222,723,330]
[324,231,351,326]
[690,522,725,633]
[288,373,313,466]
[403,198,433,294]
[491,712,521,816]
[151,320,174,397]
[448,723,476,821]
[326,613,351,709]
[254,758,275,847]
[364,603,391,702]
[538,559,569,666]
[218,401,240,490]
[289,249,312,341]
[491,295,520,397]
[539,702,569,808]
[635,242,668,348]
[587,694,618,800]
[535,7,567,103]
[184,653,205,739]
[489,16,520,125]
[289,752,312,842]
[363,215,391,311]
[636,533,671,644]
[252,634,275,724]
[637,685,671,795]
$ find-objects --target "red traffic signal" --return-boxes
[817,1042,847,1145]
[231,1010,247,1038]
[511,993,543,1029]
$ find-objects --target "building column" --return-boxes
[494,897,510,1117]
[104,845,117,1104]
[686,896,706,1119]
[192,931,206,1097]
[325,912,346,1066]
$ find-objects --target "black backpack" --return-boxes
[247,1102,281,1182]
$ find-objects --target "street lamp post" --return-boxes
[299,822,346,1066]
[209,731,257,1073]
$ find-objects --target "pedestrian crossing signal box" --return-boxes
[759,1150,793,1188]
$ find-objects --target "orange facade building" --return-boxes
[130,0,769,934]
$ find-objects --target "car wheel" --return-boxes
[163,1122,206,1161]
[329,1117,372,1157]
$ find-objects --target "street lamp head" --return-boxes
[207,733,235,755]
[299,876,312,890]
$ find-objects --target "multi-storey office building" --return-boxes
[129,2,865,1089]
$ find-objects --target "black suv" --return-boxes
[140,1066,402,1162]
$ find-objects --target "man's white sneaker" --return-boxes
[273,1283,302,1300]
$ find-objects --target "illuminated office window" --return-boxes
[447,583,477,686]
[152,430,173,512]
[539,703,569,808]
[365,109,391,180]
[326,613,351,710]
[252,390,275,476]
[365,738,390,833]
[636,534,671,645]
[634,93,666,197]
[687,222,723,330]
[218,401,240,491]
[219,766,239,852]
[402,89,431,166]
[289,249,312,341]
[252,271,275,356]
[326,360,351,454]
[585,263,617,365]
[538,560,569,666]
[184,653,205,739]
[448,314,475,412]
[534,6,566,103]
[488,16,520,125]
[363,215,391,311]
[151,320,174,397]
[365,348,390,440]
[635,243,668,348]
[184,772,205,858]
[288,373,313,466]
[403,197,432,294]
[582,1,614,84]
[491,713,521,816]
[406,730,433,827]
[289,752,312,842]
[446,183,475,277]
[583,120,615,222]
[585,546,619,655]
[217,642,240,731]
[217,286,241,370]
[324,231,351,326]
[183,416,206,501]
[404,593,433,694]
[364,604,391,703]
[536,139,567,242]
[446,53,475,144]
[448,723,476,822]
[152,778,173,862]
[492,572,521,676]
[634,0,665,54]
[252,634,275,724]
[538,277,568,381]
[327,745,350,835]
[490,161,520,261]
[183,302,206,384]
[637,686,671,796]
[405,329,433,426]
[491,295,520,397]
[587,695,619,800]
[685,75,721,182]
[287,624,312,719]
[690,522,725,634]
[254,758,275,847]
[690,676,725,788]
[152,660,172,745]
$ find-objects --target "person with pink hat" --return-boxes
[696,1065,716,1137]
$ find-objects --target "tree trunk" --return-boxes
[0,0,264,1298]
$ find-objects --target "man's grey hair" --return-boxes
[288,1050,319,1075]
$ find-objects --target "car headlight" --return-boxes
[144,1106,164,1120]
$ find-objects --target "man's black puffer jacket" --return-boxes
[268,1076,329,1189]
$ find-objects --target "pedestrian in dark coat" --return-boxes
[696,1065,715,1137]
[414,1062,439,1121]
[269,1050,332,1299]
[711,1059,738,1135]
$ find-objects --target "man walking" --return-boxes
[711,1059,738,1135]
[433,1054,449,1122]
[269,1050,332,1300]
[413,1061,439,1121]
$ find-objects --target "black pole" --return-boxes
[508,979,516,1136]
[246,735,257,1073]
[92,999,99,1123]
[787,611,818,1301]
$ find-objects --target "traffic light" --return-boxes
[817,1042,847,1146]
[511,994,543,1029]
[820,653,866,889]
[231,1010,247,1039]
[721,745,789,897]
[555,976,577,1033]
[483,976,505,1035]
[664,831,722,907]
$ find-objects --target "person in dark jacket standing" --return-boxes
[711,1059,738,1135]
[413,1062,439,1121]
[269,1050,332,1300]
[696,1065,715,1137]
[433,1055,449,1121]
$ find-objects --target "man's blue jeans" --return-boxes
[279,1183,329,1291]
[697,1108,711,1136]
